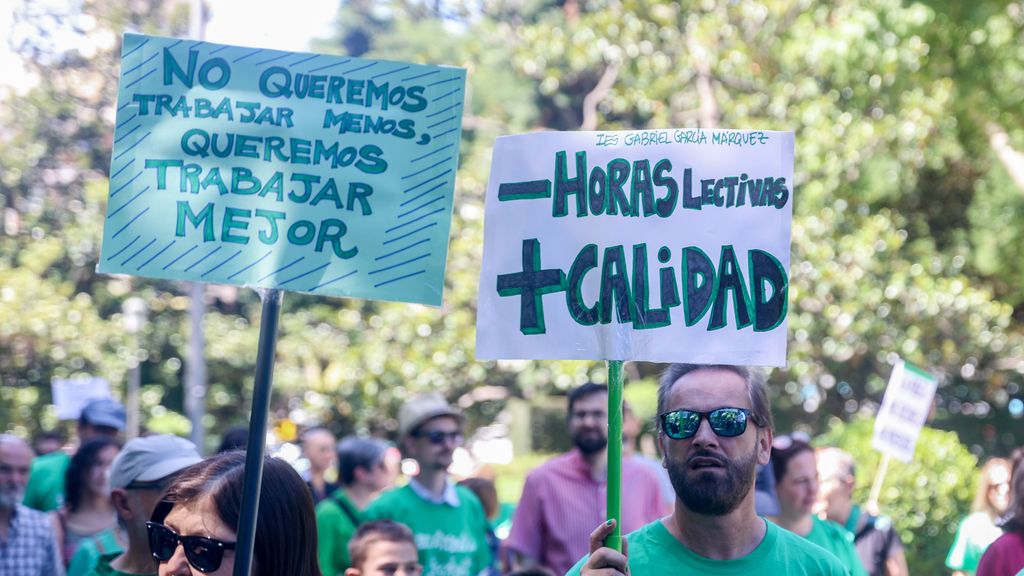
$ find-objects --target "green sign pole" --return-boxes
[233,288,283,576]
[606,359,624,552]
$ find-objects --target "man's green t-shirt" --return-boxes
[23,451,70,512]
[566,519,850,575]
[67,528,122,576]
[316,490,364,576]
[805,516,868,576]
[364,484,491,576]
[82,551,155,576]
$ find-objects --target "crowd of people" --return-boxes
[2,364,1023,576]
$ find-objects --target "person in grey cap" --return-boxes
[364,393,492,576]
[316,436,392,575]
[73,435,201,576]
[24,398,126,513]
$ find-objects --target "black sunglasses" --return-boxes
[660,407,753,440]
[147,521,236,573]
[412,429,463,445]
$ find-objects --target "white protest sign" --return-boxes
[871,360,938,462]
[476,129,794,366]
[51,377,112,420]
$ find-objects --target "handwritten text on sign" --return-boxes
[871,361,938,462]
[98,33,466,306]
[476,129,794,366]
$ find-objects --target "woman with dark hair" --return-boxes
[770,437,867,576]
[58,436,121,564]
[976,456,1024,576]
[148,451,321,576]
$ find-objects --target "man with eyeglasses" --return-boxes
[816,447,908,576]
[364,393,491,576]
[569,364,849,575]
[504,383,663,576]
[79,435,201,576]
[0,434,64,576]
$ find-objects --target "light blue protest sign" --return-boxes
[99,33,466,306]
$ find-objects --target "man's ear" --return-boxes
[757,429,773,466]
[842,476,857,495]
[658,434,669,468]
[110,488,133,520]
[352,464,368,485]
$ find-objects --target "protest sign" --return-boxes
[51,377,112,420]
[476,129,794,366]
[99,33,466,306]
[871,360,938,463]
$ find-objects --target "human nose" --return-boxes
[160,544,193,575]
[690,416,720,447]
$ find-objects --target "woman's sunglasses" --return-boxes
[147,521,236,573]
[660,407,752,440]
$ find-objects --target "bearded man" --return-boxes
[503,383,663,576]
[0,435,64,576]
[569,364,850,575]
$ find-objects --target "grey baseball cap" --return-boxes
[110,435,202,489]
[398,393,461,439]
[80,398,126,430]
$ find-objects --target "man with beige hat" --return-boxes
[77,434,202,576]
[364,393,491,576]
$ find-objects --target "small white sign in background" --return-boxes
[52,377,112,420]
[871,361,938,462]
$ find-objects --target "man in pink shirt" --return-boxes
[503,383,664,575]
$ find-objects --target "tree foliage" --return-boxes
[0,0,1022,466]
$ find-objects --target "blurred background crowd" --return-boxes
[2,0,1024,574]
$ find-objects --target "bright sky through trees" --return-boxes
[0,0,336,93]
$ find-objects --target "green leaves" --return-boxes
[0,0,1021,463]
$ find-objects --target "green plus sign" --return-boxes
[496,238,566,335]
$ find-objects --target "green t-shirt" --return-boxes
[566,519,850,575]
[83,551,156,576]
[946,511,1004,574]
[23,451,70,512]
[492,502,515,540]
[67,528,123,576]
[316,489,364,576]
[804,516,868,576]
[364,484,491,576]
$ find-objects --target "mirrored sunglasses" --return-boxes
[660,407,752,440]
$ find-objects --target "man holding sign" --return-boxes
[569,364,847,575]
[476,129,813,573]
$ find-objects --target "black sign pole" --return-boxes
[233,288,283,576]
